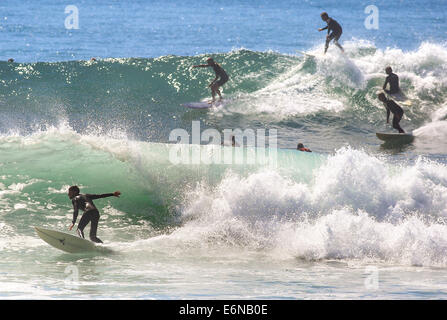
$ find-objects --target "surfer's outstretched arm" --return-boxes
[87,191,121,200]
[68,191,120,231]
[192,64,210,68]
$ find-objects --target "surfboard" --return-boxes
[376,132,415,143]
[182,101,214,109]
[182,99,226,109]
[296,50,317,58]
[35,226,97,253]
[385,90,412,106]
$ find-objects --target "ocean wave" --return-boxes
[162,147,447,266]
[0,41,446,136]
[2,125,447,266]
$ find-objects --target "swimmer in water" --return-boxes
[297,143,312,152]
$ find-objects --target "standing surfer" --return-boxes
[318,12,344,54]
[193,57,229,103]
[378,93,405,133]
[68,186,121,243]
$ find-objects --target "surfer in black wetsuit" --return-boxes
[318,12,344,54]
[378,93,405,133]
[383,66,400,94]
[193,57,229,103]
[68,186,121,243]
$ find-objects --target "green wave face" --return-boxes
[0,128,323,231]
[1,45,446,146]
[1,43,447,259]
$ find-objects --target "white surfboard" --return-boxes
[376,132,414,143]
[182,101,214,109]
[35,226,97,253]
[296,50,317,58]
[182,99,227,109]
[384,90,412,106]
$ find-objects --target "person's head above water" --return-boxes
[385,66,393,74]
[297,142,312,152]
[68,185,80,199]
[320,12,329,21]
[206,57,215,65]
[377,92,387,102]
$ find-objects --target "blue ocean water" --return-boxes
[1,0,446,62]
[0,0,447,299]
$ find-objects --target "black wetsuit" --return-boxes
[384,98,405,133]
[322,18,343,40]
[71,193,114,243]
[383,73,400,94]
[212,63,229,86]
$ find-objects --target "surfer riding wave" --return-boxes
[193,57,229,103]
[68,186,121,243]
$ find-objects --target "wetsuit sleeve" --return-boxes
[383,76,389,90]
[385,103,390,122]
[321,26,328,31]
[72,199,79,225]
[86,193,114,200]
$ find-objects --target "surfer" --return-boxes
[193,57,229,103]
[318,12,344,54]
[383,66,400,94]
[378,93,405,133]
[297,143,312,152]
[68,186,121,243]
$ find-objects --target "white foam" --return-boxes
[413,103,447,140]
[169,148,447,266]
[273,209,447,267]
[228,41,447,119]
[228,56,346,116]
